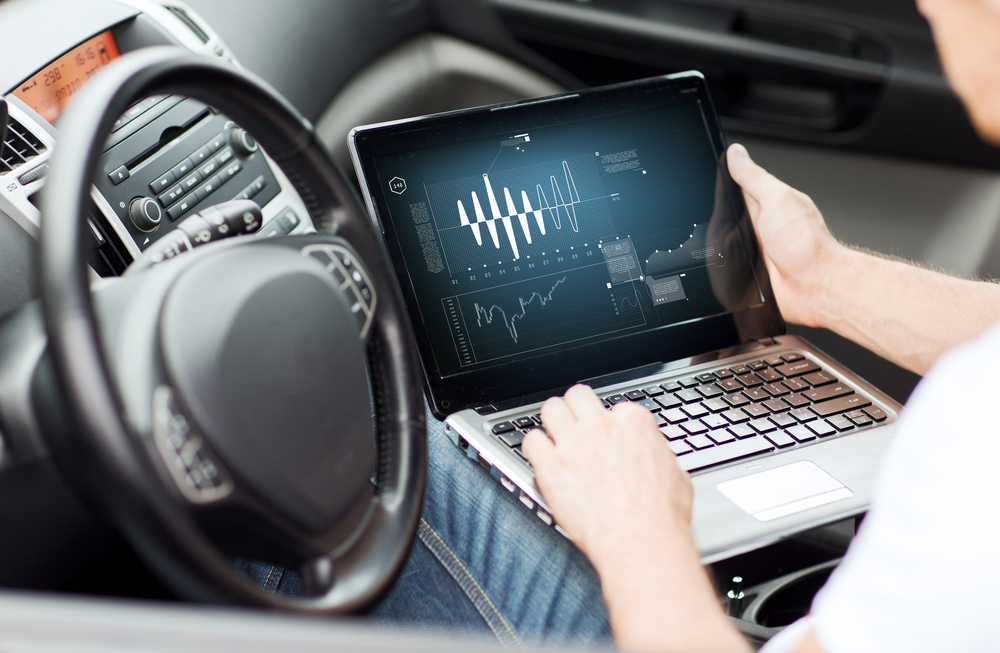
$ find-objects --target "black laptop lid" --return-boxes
[350,72,783,418]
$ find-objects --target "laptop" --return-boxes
[348,72,901,562]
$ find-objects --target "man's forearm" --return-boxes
[812,246,1000,375]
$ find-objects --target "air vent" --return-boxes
[1,114,47,175]
[164,6,210,43]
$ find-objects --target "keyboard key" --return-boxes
[728,423,756,439]
[532,414,542,424]
[803,371,838,387]
[737,373,764,388]
[790,407,816,423]
[765,356,785,366]
[803,383,852,403]
[750,417,777,433]
[682,421,710,437]
[702,414,729,430]
[685,434,714,449]
[743,404,770,418]
[642,385,664,397]
[661,425,688,441]
[661,408,688,424]
[769,413,797,428]
[787,425,817,443]
[714,368,734,379]
[783,393,811,408]
[718,378,743,392]
[827,415,855,432]
[492,422,515,434]
[696,373,716,383]
[625,390,646,401]
[655,394,682,410]
[845,410,866,420]
[763,383,789,397]
[723,408,751,424]
[810,394,871,417]
[748,360,768,371]
[744,387,769,401]
[635,398,661,412]
[776,360,821,377]
[681,403,710,419]
[708,429,736,444]
[669,440,693,456]
[696,384,725,399]
[763,398,790,413]
[851,414,874,426]
[676,389,703,404]
[864,406,888,422]
[781,352,805,362]
[513,417,535,429]
[500,431,525,447]
[606,394,629,405]
[765,431,796,448]
[723,392,750,407]
[703,398,730,413]
[730,364,751,375]
[676,437,774,472]
[678,376,700,388]
[807,420,837,437]
[655,413,670,427]
[782,378,809,392]
[756,368,783,383]
[660,381,683,393]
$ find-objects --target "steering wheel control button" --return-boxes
[301,243,378,338]
[229,126,258,157]
[160,245,375,533]
[129,197,163,232]
[108,164,130,186]
[152,386,233,503]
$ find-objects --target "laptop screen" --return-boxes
[352,73,781,415]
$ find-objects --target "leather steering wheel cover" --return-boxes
[39,47,426,610]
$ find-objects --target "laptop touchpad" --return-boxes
[716,461,853,522]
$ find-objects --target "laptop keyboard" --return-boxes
[490,352,889,474]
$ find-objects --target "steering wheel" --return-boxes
[37,47,426,611]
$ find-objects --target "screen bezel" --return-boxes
[351,72,784,418]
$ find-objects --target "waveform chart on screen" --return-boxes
[441,265,648,365]
[426,154,617,272]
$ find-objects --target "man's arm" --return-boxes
[727,143,1000,375]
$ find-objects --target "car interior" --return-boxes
[1,0,997,649]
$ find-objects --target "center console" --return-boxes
[0,0,313,276]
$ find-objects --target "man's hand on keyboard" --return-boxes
[522,383,692,570]
[522,384,751,652]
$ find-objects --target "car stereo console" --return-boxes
[0,0,313,276]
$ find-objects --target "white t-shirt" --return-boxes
[763,322,1000,653]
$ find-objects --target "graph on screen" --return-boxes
[427,154,618,272]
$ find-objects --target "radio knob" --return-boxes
[129,197,162,232]
[229,127,258,157]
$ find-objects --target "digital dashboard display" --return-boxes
[13,30,120,123]
[370,88,765,378]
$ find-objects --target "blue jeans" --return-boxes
[235,403,611,647]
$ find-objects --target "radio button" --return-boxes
[158,183,185,206]
[169,157,195,180]
[168,196,197,221]
[206,132,225,152]
[198,159,218,178]
[129,197,162,232]
[195,174,222,202]
[218,160,241,183]
[191,144,213,165]
[180,171,202,192]
[108,165,130,186]
[150,170,176,194]
[214,147,234,166]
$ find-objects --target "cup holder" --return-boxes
[740,558,840,628]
